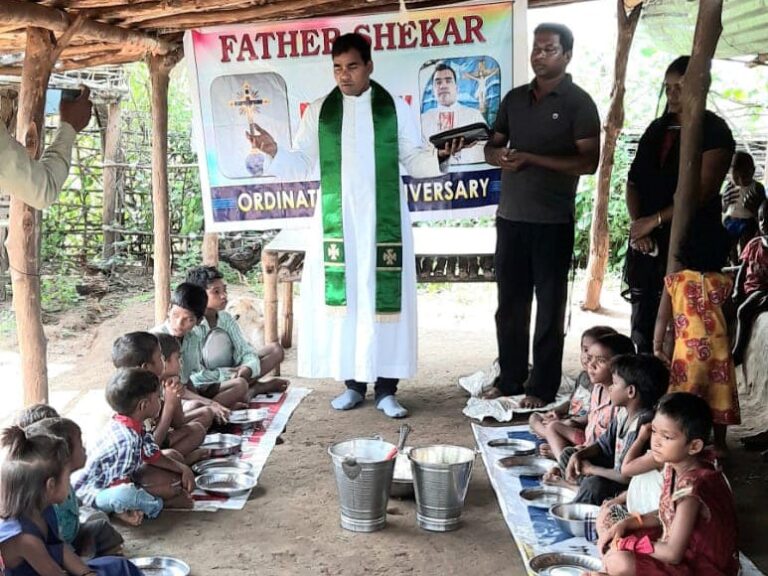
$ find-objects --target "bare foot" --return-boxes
[519,395,546,409]
[165,491,194,509]
[543,475,578,489]
[539,443,554,459]
[542,466,562,485]
[114,510,144,527]
[184,448,209,465]
[482,387,504,400]
[250,378,289,395]
[542,466,577,488]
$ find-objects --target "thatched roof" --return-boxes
[0,0,592,73]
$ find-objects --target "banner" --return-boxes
[185,2,515,232]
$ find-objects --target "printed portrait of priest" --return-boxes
[420,61,487,165]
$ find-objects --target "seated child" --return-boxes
[74,368,196,526]
[595,393,739,576]
[185,265,287,397]
[25,418,124,559]
[596,423,664,553]
[0,426,142,576]
[530,326,617,461]
[721,151,765,255]
[11,404,58,428]
[154,332,217,432]
[153,283,249,413]
[566,354,669,505]
[112,331,211,462]
[732,200,768,367]
[544,333,636,483]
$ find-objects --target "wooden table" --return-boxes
[261,226,497,355]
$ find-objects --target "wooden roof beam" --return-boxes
[59,50,145,70]
[0,0,175,55]
[134,0,352,30]
[134,0,450,30]
[80,0,260,25]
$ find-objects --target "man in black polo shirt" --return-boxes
[484,23,600,407]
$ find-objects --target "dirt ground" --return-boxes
[11,280,768,575]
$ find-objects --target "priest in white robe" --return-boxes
[250,33,462,418]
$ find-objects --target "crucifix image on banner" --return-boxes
[211,73,290,180]
[230,82,271,176]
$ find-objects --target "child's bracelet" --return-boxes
[631,512,643,528]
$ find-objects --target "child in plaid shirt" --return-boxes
[112,331,212,462]
[74,369,195,526]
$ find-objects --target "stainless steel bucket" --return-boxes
[409,445,476,532]
[328,437,397,532]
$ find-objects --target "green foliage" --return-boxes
[574,137,632,271]
[41,127,104,262]
[41,272,82,312]
[173,241,203,281]
[124,63,204,239]
[0,308,15,339]
[217,261,242,285]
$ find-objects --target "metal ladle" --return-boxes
[387,424,412,460]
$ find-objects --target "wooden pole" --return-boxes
[201,233,219,266]
[262,248,279,368]
[148,50,181,324]
[102,100,122,259]
[281,282,294,350]
[582,0,641,311]
[6,28,55,404]
[0,0,173,55]
[666,0,723,274]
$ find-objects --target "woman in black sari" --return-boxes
[624,56,734,353]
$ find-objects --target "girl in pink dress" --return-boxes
[595,393,739,576]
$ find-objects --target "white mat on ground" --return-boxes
[463,390,573,422]
[191,387,311,512]
[472,423,764,576]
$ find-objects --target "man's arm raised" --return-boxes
[0,86,92,210]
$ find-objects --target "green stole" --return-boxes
[318,80,402,321]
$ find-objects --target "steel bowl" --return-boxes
[548,502,600,538]
[195,471,258,498]
[228,408,269,427]
[495,455,552,477]
[487,438,537,455]
[519,486,576,509]
[191,457,254,476]
[528,552,602,574]
[129,556,190,576]
[200,433,241,458]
